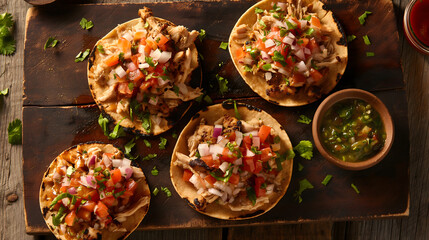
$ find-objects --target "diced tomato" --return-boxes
[201,155,214,167]
[258,125,272,143]
[220,148,236,163]
[81,201,96,212]
[254,177,266,197]
[307,38,320,53]
[311,16,322,28]
[110,169,122,184]
[183,169,193,182]
[120,190,133,199]
[157,34,169,47]
[269,169,278,175]
[60,186,68,193]
[95,201,109,218]
[104,153,114,158]
[298,38,309,47]
[104,178,115,188]
[239,147,247,157]
[235,48,247,60]
[255,39,269,53]
[70,178,80,187]
[56,167,66,175]
[144,44,152,55]
[255,186,266,197]
[105,55,120,67]
[101,196,116,207]
[228,173,240,185]
[76,208,92,222]
[285,56,295,66]
[290,73,306,87]
[243,136,252,149]
[65,211,77,226]
[118,37,131,53]
[85,190,99,202]
[139,78,158,92]
[227,131,236,141]
[266,29,280,40]
[254,176,265,187]
[125,179,138,193]
[118,82,134,98]
[291,17,301,29]
[204,175,217,186]
[310,68,323,82]
[243,156,255,173]
[254,160,263,174]
[260,148,273,162]
[146,39,157,51]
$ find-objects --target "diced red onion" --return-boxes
[208,188,223,197]
[295,49,305,60]
[112,159,122,168]
[219,162,229,173]
[217,137,229,148]
[282,36,294,45]
[149,96,159,105]
[304,48,311,55]
[122,32,133,42]
[120,167,133,180]
[261,51,270,60]
[235,131,243,146]
[296,61,307,72]
[232,165,239,174]
[252,136,260,148]
[246,148,255,157]
[291,44,300,51]
[87,155,96,168]
[115,65,126,78]
[127,62,137,71]
[233,158,242,166]
[150,49,162,61]
[158,51,172,64]
[198,143,210,157]
[102,154,112,168]
[209,144,224,157]
[139,63,150,69]
[67,187,77,195]
[265,72,272,81]
[80,175,96,189]
[213,125,223,138]
[264,39,275,48]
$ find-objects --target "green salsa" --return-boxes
[319,99,386,162]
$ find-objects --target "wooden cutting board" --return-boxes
[23,0,409,234]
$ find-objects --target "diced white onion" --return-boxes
[53,172,61,181]
[197,188,205,194]
[115,66,127,78]
[239,57,253,65]
[102,154,112,168]
[278,67,289,76]
[232,165,239,174]
[296,61,307,72]
[208,188,223,197]
[244,130,259,137]
[217,136,229,147]
[252,136,260,148]
[282,36,294,45]
[198,144,210,157]
[122,32,133,42]
[122,158,131,167]
[246,148,255,157]
[190,174,205,189]
[265,72,272,81]
[219,162,229,173]
[149,96,159,105]
[124,51,131,60]
[139,63,150,69]
[299,20,308,28]
[233,158,242,166]
[228,197,235,203]
[266,184,275,192]
[112,159,122,168]
[150,49,162,61]
[304,47,311,55]
[296,49,305,60]
[233,188,242,195]
[277,2,287,10]
[264,39,276,48]
[235,131,243,146]
[127,62,137,71]
[62,198,70,206]
[152,115,162,125]
[288,32,296,39]
[158,51,172,64]
[138,45,146,55]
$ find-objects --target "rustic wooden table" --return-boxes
[0,0,427,239]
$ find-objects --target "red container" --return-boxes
[404,0,429,54]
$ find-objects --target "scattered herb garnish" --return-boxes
[75,49,90,62]
[172,85,180,96]
[216,74,229,95]
[298,163,304,171]
[294,140,313,160]
[153,187,159,196]
[347,35,357,43]
[244,65,253,72]
[262,63,272,71]
[233,100,241,120]
[124,137,139,160]
[108,118,126,139]
[272,51,286,66]
[255,7,264,14]
[219,42,228,50]
[351,183,360,194]
[366,52,375,57]
[304,28,314,36]
[98,114,109,136]
[297,115,312,124]
[8,119,22,145]
[199,29,206,41]
[1,88,8,96]
[161,187,172,197]
[363,35,371,45]
[0,13,16,55]
[151,166,159,176]
[303,15,312,21]
[141,113,151,133]
[172,131,178,139]
[286,21,297,30]
[142,153,157,161]
[49,193,74,208]
[204,95,213,104]
[246,187,257,205]
[145,56,155,67]
[143,139,151,148]
[321,174,333,186]
[251,146,262,155]
[97,45,105,54]
[44,37,59,50]
[258,19,267,29]
[159,137,167,150]
[80,18,94,30]
[293,179,314,203]
[358,11,372,25]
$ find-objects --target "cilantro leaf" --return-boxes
[294,140,313,160]
[293,179,314,203]
[98,114,109,136]
[97,45,105,54]
[0,13,15,55]
[219,42,228,50]
[145,56,155,67]
[0,36,15,55]
[80,18,94,30]
[297,115,312,124]
[216,74,229,95]
[246,187,257,205]
[363,35,371,45]
[262,63,271,71]
[172,131,178,139]
[347,35,357,42]
[255,7,264,14]
[152,187,159,196]
[204,95,213,104]
[322,175,333,186]
[44,37,59,50]
[75,49,90,62]
[142,153,157,161]
[1,88,8,96]
[272,51,286,66]
[141,113,151,133]
[298,163,304,171]
[108,118,126,139]
[358,11,372,25]
[151,166,159,176]
[161,187,171,197]
[159,137,167,150]
[8,119,22,145]
[366,52,375,57]
[172,85,180,96]
[143,139,151,148]
[0,13,13,28]
[124,137,139,160]
[351,183,360,194]
[199,29,206,41]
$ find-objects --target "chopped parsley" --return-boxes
[199,29,206,41]
[363,35,371,45]
[79,18,94,30]
[8,119,22,145]
[366,52,375,57]
[216,74,229,95]
[351,183,360,194]
[358,11,372,25]
[74,49,90,62]
[1,88,8,96]
[219,42,228,50]
[142,153,157,161]
[293,179,314,203]
[152,187,159,196]
[143,139,151,148]
[297,115,312,124]
[161,187,172,197]
[347,35,357,42]
[294,140,313,160]
[246,187,257,205]
[321,174,333,186]
[97,45,105,54]
[98,114,109,136]
[0,13,16,55]
[44,37,59,50]
[108,118,126,139]
[151,166,159,176]
[159,137,167,150]
[255,7,264,14]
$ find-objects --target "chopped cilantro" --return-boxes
[98,114,109,136]
[246,187,257,205]
[124,137,139,160]
[161,187,171,197]
[251,146,262,154]
[298,163,304,171]
[233,100,241,120]
[244,65,253,72]
[8,119,22,145]
[272,51,286,66]
[94,167,102,173]
[270,3,282,12]
[262,63,272,71]
[303,15,312,21]
[118,52,125,62]
[255,7,264,14]
[142,153,157,161]
[304,28,314,36]
[347,35,357,42]
[153,187,159,196]
[351,183,360,194]
[296,39,304,45]
[297,115,312,124]
[294,140,313,160]
[128,82,134,91]
[151,166,159,176]
[172,131,178,139]
[199,29,206,41]
[274,136,281,144]
[145,56,155,67]
[363,35,371,45]
[286,21,297,30]
[159,137,167,150]
[258,19,267,29]
[204,95,213,104]
[108,118,126,139]
[97,45,105,54]
[198,52,204,60]
[366,52,375,57]
[280,28,288,37]
[44,37,59,50]
[322,174,333,186]
[172,85,180,96]
[1,88,8,96]
[79,18,94,30]
[219,42,228,50]
[141,113,151,133]
[358,11,372,25]
[143,139,151,148]
[114,191,125,198]
[216,74,229,95]
[293,179,314,203]
[0,13,16,55]
[75,49,90,62]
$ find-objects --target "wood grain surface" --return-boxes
[1,0,428,240]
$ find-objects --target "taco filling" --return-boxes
[40,144,149,239]
[174,114,289,211]
[88,8,202,135]
[231,1,344,99]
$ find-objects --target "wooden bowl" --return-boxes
[312,89,394,170]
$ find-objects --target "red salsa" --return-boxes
[410,0,429,46]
